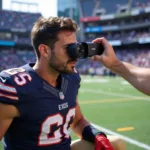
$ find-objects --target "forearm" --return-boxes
[0,119,13,141]
[111,61,150,95]
[71,117,106,143]
[71,117,90,138]
[71,100,113,149]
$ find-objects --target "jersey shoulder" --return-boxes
[0,65,41,103]
[0,66,33,88]
[63,69,81,89]
[0,68,24,104]
[71,69,81,83]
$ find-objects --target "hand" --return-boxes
[95,134,114,150]
[91,37,120,69]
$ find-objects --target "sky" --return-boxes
[3,0,57,17]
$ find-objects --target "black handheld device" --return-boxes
[67,42,104,59]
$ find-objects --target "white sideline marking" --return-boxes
[121,81,130,85]
[80,89,150,102]
[92,123,150,150]
[82,79,108,83]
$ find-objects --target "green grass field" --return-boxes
[77,76,150,150]
[0,144,2,150]
[0,76,150,150]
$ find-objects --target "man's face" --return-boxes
[48,30,77,74]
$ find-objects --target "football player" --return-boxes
[0,17,125,150]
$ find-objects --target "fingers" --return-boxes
[91,38,108,61]
[92,37,110,50]
[92,37,107,45]
[92,37,107,43]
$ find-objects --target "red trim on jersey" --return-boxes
[0,82,17,94]
[0,92,18,100]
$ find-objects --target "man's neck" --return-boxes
[33,61,59,87]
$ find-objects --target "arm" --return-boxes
[71,100,90,138]
[111,61,150,96]
[71,100,114,150]
[0,103,19,140]
[92,37,150,96]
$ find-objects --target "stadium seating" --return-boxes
[0,49,150,76]
[76,48,150,76]
[80,0,149,16]
[0,10,41,31]
[0,0,150,76]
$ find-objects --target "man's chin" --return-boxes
[63,68,75,74]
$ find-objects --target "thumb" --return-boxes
[91,55,102,61]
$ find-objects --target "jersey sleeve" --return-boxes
[0,70,31,117]
[0,73,19,105]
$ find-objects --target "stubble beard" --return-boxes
[48,53,73,74]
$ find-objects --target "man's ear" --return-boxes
[38,44,50,58]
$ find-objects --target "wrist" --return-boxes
[110,59,123,73]
[82,125,106,143]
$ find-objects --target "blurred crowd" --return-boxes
[0,5,150,76]
[81,0,150,16]
[0,49,36,71]
[0,9,150,45]
[0,49,150,76]
[77,49,150,76]
[86,30,150,42]
[0,10,41,31]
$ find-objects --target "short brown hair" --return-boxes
[31,16,79,59]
